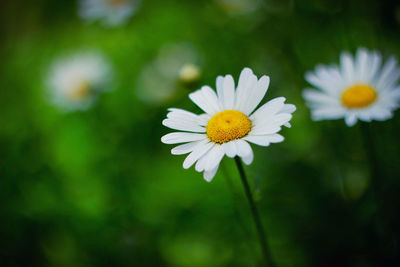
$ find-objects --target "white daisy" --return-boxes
[303,47,400,126]
[46,51,112,112]
[79,0,140,27]
[161,67,296,182]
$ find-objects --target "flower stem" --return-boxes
[221,163,258,257]
[359,123,381,194]
[234,156,276,267]
[359,123,386,244]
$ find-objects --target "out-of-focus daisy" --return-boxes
[303,48,400,126]
[178,64,201,84]
[46,51,112,112]
[79,0,140,27]
[161,67,295,182]
[136,43,202,105]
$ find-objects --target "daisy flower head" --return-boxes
[303,47,400,126]
[161,68,296,182]
[46,51,112,112]
[79,0,140,27]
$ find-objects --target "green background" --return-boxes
[1,0,400,266]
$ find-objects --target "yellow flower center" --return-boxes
[341,84,377,108]
[68,80,91,101]
[206,110,252,144]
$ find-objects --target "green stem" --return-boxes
[234,156,276,267]
[359,123,387,245]
[221,163,256,254]
[359,123,381,194]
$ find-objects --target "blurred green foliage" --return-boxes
[1,0,400,266]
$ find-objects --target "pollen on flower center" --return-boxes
[206,110,252,144]
[341,84,377,108]
[68,80,91,101]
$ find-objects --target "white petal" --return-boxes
[244,135,270,146]
[205,145,225,171]
[267,134,285,143]
[244,133,285,146]
[387,87,400,103]
[195,144,224,172]
[366,51,382,82]
[189,86,220,115]
[167,108,201,122]
[357,110,373,122]
[171,141,201,155]
[235,139,252,158]
[161,132,207,144]
[235,68,257,111]
[250,97,286,122]
[355,48,369,82]
[378,63,400,92]
[251,113,292,135]
[369,106,393,121]
[242,75,270,115]
[203,164,219,182]
[310,106,346,121]
[303,90,339,106]
[344,113,358,126]
[305,66,343,95]
[201,86,221,112]
[166,109,208,128]
[221,75,235,109]
[269,113,293,126]
[241,148,254,165]
[340,51,355,84]
[379,87,400,109]
[376,57,398,91]
[183,140,214,169]
[162,119,205,133]
[216,75,224,99]
[236,68,253,96]
[195,145,213,172]
[222,141,237,158]
[198,114,211,126]
[279,104,296,114]
[251,125,282,136]
[195,154,208,172]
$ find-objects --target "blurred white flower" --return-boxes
[161,68,295,182]
[178,64,201,84]
[136,43,202,105]
[155,43,201,80]
[46,51,112,112]
[303,48,400,126]
[79,0,140,27]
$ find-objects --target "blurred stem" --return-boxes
[359,123,386,241]
[359,123,381,197]
[221,163,256,254]
[234,157,276,267]
[326,122,350,199]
